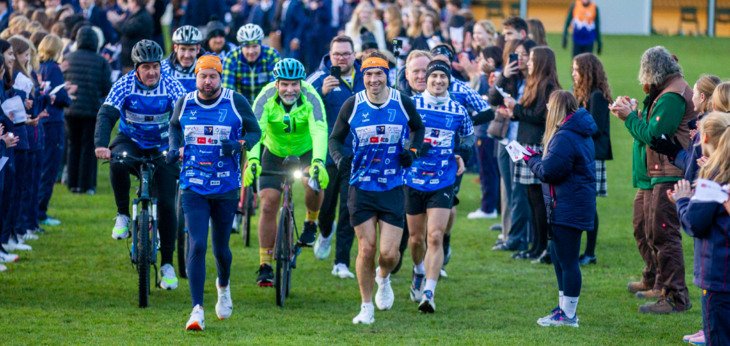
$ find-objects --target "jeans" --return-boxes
[476,137,499,213]
[703,290,730,345]
[550,225,583,297]
[182,191,238,307]
[38,122,64,220]
[318,164,355,267]
[505,158,531,250]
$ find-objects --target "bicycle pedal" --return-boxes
[291,246,302,269]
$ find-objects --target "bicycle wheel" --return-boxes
[275,208,290,307]
[138,207,151,308]
[175,187,188,278]
[285,209,295,297]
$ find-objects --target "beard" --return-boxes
[200,84,221,98]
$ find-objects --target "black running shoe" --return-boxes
[297,221,317,247]
[257,264,274,287]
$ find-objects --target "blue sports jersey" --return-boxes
[178,88,244,195]
[348,89,411,192]
[104,70,187,149]
[407,94,473,191]
[162,59,197,93]
[449,78,489,115]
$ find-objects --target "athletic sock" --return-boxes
[414,262,425,275]
[306,210,320,222]
[559,291,564,310]
[563,296,579,319]
[259,247,273,266]
[423,279,437,294]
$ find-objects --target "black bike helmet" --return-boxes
[131,39,164,65]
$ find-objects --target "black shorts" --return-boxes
[452,174,464,206]
[405,185,455,215]
[347,186,405,228]
[259,148,312,191]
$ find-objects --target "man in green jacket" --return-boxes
[244,58,329,286]
[611,46,693,314]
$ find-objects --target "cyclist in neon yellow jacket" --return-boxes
[244,58,329,286]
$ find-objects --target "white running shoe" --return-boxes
[111,214,130,240]
[313,232,332,260]
[160,264,179,290]
[0,251,19,263]
[467,209,498,219]
[352,303,375,325]
[22,232,39,241]
[418,290,436,313]
[215,278,233,320]
[186,305,205,331]
[440,268,448,278]
[374,269,394,310]
[7,238,31,251]
[331,263,355,279]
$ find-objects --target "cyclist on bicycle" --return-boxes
[406,60,473,313]
[222,24,281,105]
[328,51,425,324]
[162,25,204,93]
[244,58,329,287]
[168,54,261,331]
[94,40,187,290]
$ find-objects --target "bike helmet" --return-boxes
[172,25,203,45]
[131,39,164,65]
[273,58,306,80]
[236,24,264,45]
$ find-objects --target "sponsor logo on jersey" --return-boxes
[197,137,206,144]
[359,176,371,182]
[210,180,221,186]
[388,146,396,154]
[190,178,204,185]
[384,169,396,175]
[204,126,214,135]
[217,171,230,178]
[199,161,212,166]
[429,179,440,184]
[378,178,387,183]
[376,125,385,134]
[185,170,195,177]
[430,129,440,137]
[412,178,425,184]
[369,136,379,144]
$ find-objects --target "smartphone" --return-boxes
[392,38,402,50]
[330,65,341,77]
[509,53,518,64]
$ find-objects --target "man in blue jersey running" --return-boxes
[94,40,188,290]
[329,51,425,325]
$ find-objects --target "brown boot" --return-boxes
[635,289,662,299]
[627,281,651,294]
[639,297,691,314]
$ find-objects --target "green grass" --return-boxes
[2,34,730,345]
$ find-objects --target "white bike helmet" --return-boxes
[236,24,264,45]
[172,25,203,45]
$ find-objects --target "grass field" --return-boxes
[2,34,730,345]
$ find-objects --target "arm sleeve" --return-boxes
[527,136,574,184]
[328,96,355,165]
[677,198,720,238]
[94,104,121,147]
[471,108,495,126]
[232,92,262,150]
[304,83,329,163]
[49,66,71,107]
[588,91,610,140]
[672,148,689,171]
[464,84,490,114]
[168,97,185,153]
[563,4,574,40]
[624,93,686,145]
[459,107,476,151]
[221,54,237,91]
[100,60,113,97]
[401,94,424,152]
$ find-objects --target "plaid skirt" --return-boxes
[513,144,543,185]
[595,160,608,197]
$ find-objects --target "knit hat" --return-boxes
[426,60,451,83]
[195,54,223,74]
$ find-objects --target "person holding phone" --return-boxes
[306,35,365,278]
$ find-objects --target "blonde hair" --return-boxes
[712,82,730,113]
[543,90,579,150]
[406,49,432,66]
[698,112,730,184]
[347,2,377,35]
[384,5,403,42]
[694,75,721,113]
[9,16,29,35]
[37,34,63,63]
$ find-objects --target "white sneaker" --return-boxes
[185,305,205,331]
[0,263,6,272]
[215,278,233,320]
[313,232,332,260]
[418,290,436,313]
[467,209,498,219]
[352,303,375,325]
[331,263,355,279]
[8,238,31,251]
[0,251,19,263]
[160,264,179,290]
[22,232,39,241]
[112,214,130,240]
[440,268,448,278]
[374,268,394,310]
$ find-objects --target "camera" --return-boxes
[392,39,402,50]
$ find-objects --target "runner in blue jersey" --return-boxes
[405,60,474,313]
[168,55,261,331]
[94,40,188,290]
[329,51,425,325]
[162,26,204,92]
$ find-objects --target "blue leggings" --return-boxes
[550,225,583,297]
[182,191,237,307]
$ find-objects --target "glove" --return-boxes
[522,146,539,161]
[165,149,180,164]
[561,36,567,49]
[243,159,261,187]
[336,154,353,172]
[399,148,418,168]
[220,139,243,157]
[650,135,682,161]
[309,160,329,189]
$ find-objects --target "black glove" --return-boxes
[419,143,432,157]
[337,154,353,172]
[650,135,682,161]
[399,149,417,168]
[561,36,567,49]
[165,149,180,164]
[688,118,698,131]
[220,139,243,157]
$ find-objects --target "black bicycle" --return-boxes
[234,163,257,247]
[175,181,188,279]
[260,156,320,307]
[111,151,165,308]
